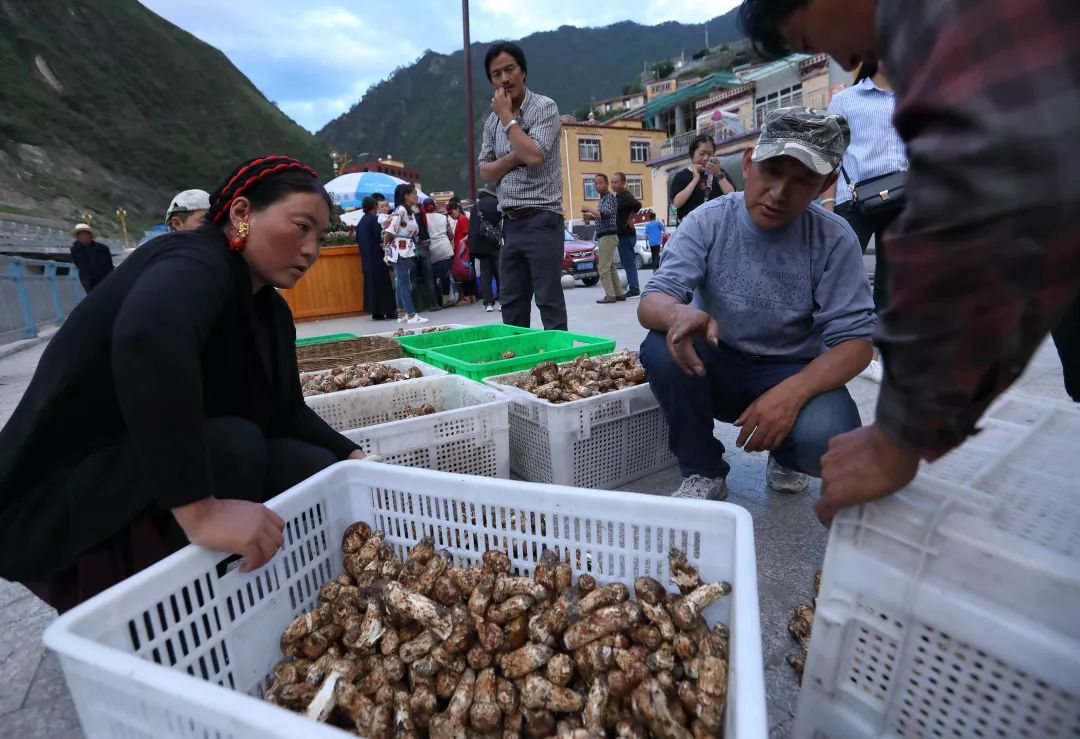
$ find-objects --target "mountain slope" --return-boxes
[318,12,743,195]
[0,0,330,228]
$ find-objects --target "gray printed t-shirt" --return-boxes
[643,193,876,359]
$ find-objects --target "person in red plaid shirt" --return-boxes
[738,0,1080,524]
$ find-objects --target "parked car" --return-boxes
[562,229,599,286]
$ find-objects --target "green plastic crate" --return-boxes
[295,332,358,347]
[424,331,616,381]
[395,324,539,359]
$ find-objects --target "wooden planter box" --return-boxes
[279,245,364,321]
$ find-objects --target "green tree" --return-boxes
[622,81,644,95]
[652,60,675,79]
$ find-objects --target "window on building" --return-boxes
[755,84,803,126]
[578,138,601,161]
[627,176,644,200]
[583,176,600,200]
[630,140,650,162]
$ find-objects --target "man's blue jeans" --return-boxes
[617,234,640,292]
[640,330,861,479]
[393,257,419,315]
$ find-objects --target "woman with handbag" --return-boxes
[823,62,907,382]
[384,184,428,324]
[468,188,502,312]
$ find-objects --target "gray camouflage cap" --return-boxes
[751,107,851,176]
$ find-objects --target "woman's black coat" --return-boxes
[0,226,359,580]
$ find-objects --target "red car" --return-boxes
[562,229,599,286]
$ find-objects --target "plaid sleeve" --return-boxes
[526,98,562,158]
[478,115,496,164]
[874,0,1080,459]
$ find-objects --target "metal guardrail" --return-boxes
[0,255,83,346]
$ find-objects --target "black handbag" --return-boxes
[841,166,906,216]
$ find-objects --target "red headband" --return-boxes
[212,156,320,224]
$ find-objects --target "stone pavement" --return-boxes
[0,273,1071,738]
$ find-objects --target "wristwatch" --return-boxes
[502,118,519,133]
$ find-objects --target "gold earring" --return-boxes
[229,220,250,251]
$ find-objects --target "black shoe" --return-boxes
[626,289,641,297]
[430,305,443,312]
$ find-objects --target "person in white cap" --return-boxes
[69,223,114,292]
[165,189,211,232]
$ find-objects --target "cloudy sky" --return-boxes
[139,0,740,133]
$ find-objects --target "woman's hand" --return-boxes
[704,159,722,177]
[349,450,383,462]
[172,497,285,573]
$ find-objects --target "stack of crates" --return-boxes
[794,393,1080,738]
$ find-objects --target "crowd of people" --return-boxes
[354,188,479,325]
[4,0,1077,618]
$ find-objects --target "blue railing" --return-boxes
[1,255,83,346]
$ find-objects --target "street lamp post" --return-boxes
[115,207,129,246]
[462,0,476,202]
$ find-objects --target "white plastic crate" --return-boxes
[793,393,1080,738]
[484,359,677,489]
[309,374,510,478]
[44,461,767,739]
[367,322,469,339]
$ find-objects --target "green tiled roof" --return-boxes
[617,71,743,121]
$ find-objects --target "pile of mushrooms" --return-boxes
[786,570,820,675]
[302,363,424,397]
[264,523,733,737]
[502,352,649,404]
[393,326,455,338]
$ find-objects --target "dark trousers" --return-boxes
[22,417,337,613]
[500,210,567,330]
[475,255,499,306]
[640,331,861,479]
[415,243,441,309]
[649,245,661,270]
[432,257,452,300]
[617,234,640,292]
[1052,293,1080,401]
[835,202,902,312]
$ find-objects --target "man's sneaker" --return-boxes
[485,304,494,312]
[859,358,884,384]
[396,315,407,323]
[407,314,429,325]
[766,456,810,494]
[672,474,728,501]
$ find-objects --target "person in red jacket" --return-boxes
[448,198,477,305]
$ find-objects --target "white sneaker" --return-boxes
[396,315,407,323]
[859,358,883,384]
[496,302,502,312]
[672,474,728,501]
[407,314,429,325]
[766,456,810,494]
[485,305,494,313]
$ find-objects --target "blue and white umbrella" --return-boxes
[324,172,428,209]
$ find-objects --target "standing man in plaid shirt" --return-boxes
[737,0,1080,524]
[479,42,567,330]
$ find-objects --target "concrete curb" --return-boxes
[0,327,57,360]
